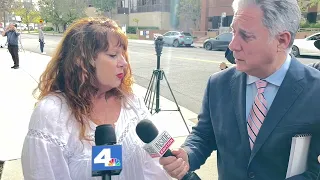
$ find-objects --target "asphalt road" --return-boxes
[18,33,320,114]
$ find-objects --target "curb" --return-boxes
[25,33,207,47]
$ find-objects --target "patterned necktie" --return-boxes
[247,80,268,150]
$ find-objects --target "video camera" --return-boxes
[154,35,164,56]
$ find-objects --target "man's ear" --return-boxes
[277,31,291,52]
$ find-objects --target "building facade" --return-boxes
[200,0,320,31]
[113,0,178,30]
[200,0,233,31]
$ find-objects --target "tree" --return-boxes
[177,0,201,31]
[13,2,41,32]
[133,18,139,31]
[38,0,87,32]
[298,0,320,24]
[0,0,15,27]
[55,0,87,31]
[298,0,320,12]
[92,0,116,18]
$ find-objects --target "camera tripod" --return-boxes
[17,24,25,53]
[18,34,25,52]
[144,37,191,133]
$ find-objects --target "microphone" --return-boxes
[92,124,122,180]
[136,119,201,180]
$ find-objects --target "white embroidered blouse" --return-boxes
[21,93,172,180]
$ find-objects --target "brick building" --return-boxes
[200,0,233,31]
[200,0,320,31]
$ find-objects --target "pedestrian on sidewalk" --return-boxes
[1,23,20,69]
[21,17,171,180]
[38,26,46,54]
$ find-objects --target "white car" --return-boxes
[292,32,320,57]
[0,28,7,48]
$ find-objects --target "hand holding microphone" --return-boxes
[160,148,191,179]
[136,119,201,180]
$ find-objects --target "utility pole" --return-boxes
[3,11,6,28]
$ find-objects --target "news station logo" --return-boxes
[143,131,174,158]
[154,131,174,156]
[108,158,121,166]
[92,145,122,172]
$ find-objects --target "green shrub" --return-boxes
[43,27,54,31]
[300,22,320,28]
[127,26,136,34]
[126,26,160,34]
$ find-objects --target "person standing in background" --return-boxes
[39,26,45,54]
[1,23,20,69]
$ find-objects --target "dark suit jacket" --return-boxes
[182,57,320,180]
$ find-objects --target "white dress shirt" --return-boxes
[21,93,171,180]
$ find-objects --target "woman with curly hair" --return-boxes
[21,17,171,180]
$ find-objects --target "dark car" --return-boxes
[203,32,232,51]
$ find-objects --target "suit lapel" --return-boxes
[230,71,251,154]
[249,58,304,163]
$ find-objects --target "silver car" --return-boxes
[162,31,193,47]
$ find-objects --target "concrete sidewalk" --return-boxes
[0,48,217,179]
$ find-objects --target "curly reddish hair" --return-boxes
[34,17,134,140]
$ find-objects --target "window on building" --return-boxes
[142,0,146,5]
[152,0,156,5]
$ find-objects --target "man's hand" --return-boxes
[159,148,190,179]
[318,155,320,163]
[219,62,228,70]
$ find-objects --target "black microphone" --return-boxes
[136,119,201,180]
[93,124,122,180]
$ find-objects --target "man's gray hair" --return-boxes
[232,0,301,49]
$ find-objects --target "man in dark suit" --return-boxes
[159,0,320,179]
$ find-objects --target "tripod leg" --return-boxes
[162,72,190,133]
[18,36,25,53]
[147,73,155,112]
[155,70,161,113]
[144,72,155,104]
[150,70,159,114]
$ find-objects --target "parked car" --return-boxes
[161,31,193,47]
[203,32,232,51]
[0,28,7,48]
[291,32,320,57]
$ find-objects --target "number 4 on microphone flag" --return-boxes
[92,145,123,172]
